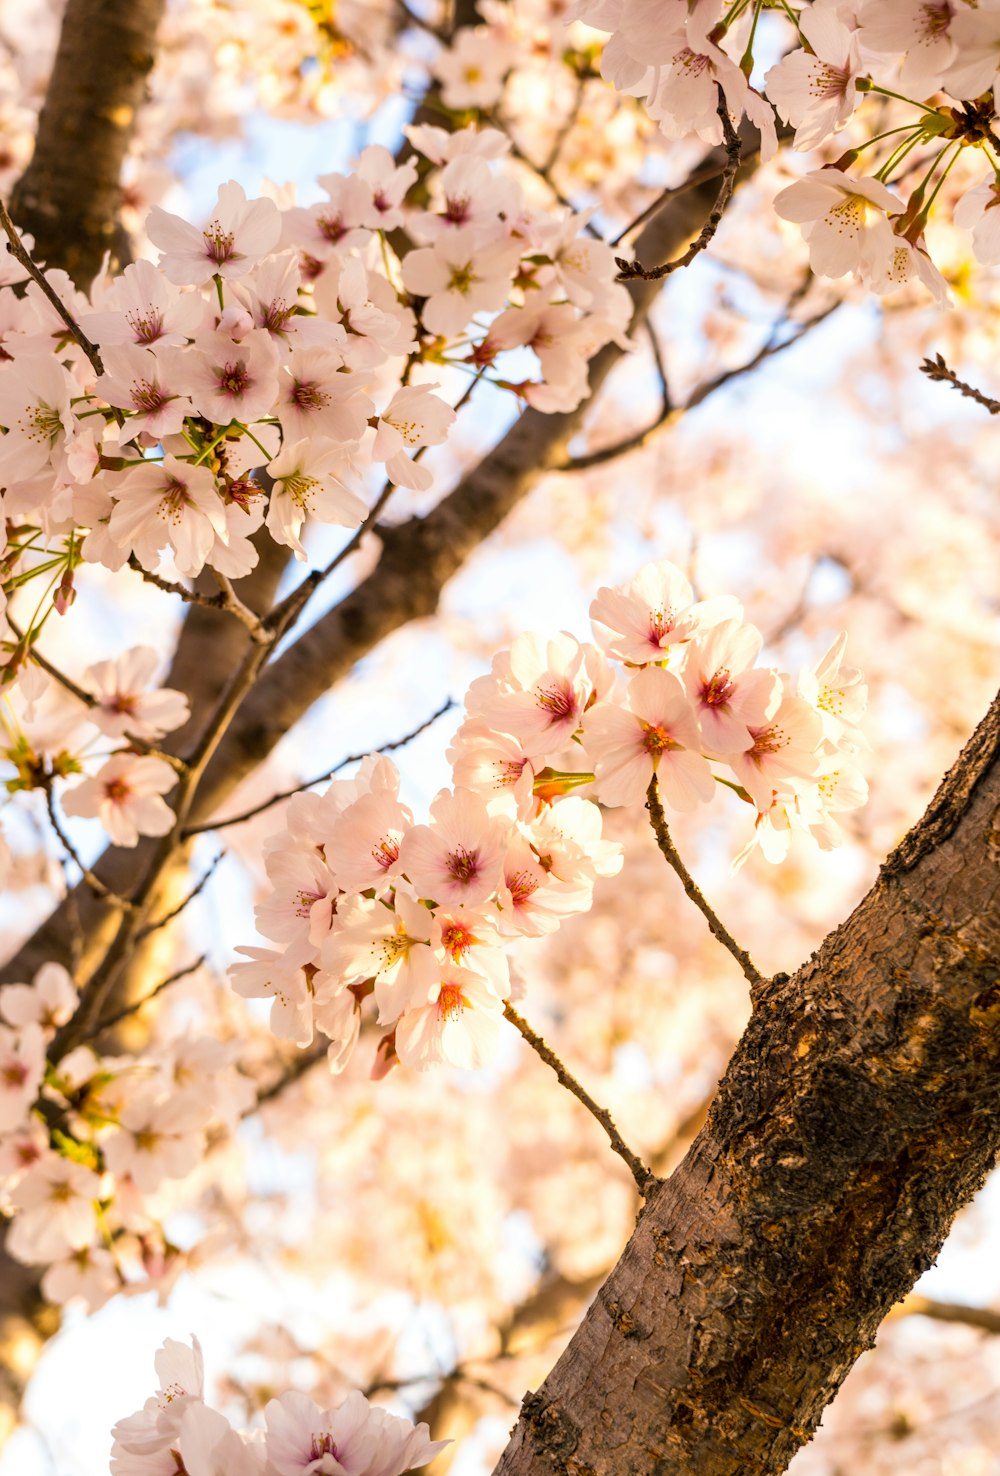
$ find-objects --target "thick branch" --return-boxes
[11,0,165,285]
[495,687,1000,1475]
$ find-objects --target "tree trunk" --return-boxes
[10,0,165,285]
[494,689,1000,1475]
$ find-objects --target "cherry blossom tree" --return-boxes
[0,3,999,1475]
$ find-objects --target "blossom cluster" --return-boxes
[233,559,867,1076]
[0,958,255,1309]
[1,126,631,841]
[552,0,1000,299]
[110,1337,444,1476]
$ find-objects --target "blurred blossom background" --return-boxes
[0,1,999,1473]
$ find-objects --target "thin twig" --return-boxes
[920,352,1000,415]
[136,852,224,938]
[0,199,104,376]
[645,776,764,989]
[252,1039,329,1107]
[615,87,742,282]
[559,299,836,474]
[182,697,455,836]
[503,1002,658,1196]
[85,954,208,1038]
[44,781,136,912]
[209,568,267,642]
[129,557,267,640]
[560,319,672,472]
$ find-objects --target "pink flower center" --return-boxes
[921,3,951,39]
[438,983,465,1022]
[104,777,132,803]
[1,1060,28,1088]
[446,846,480,885]
[444,193,472,225]
[640,721,679,755]
[159,477,191,523]
[203,221,237,265]
[218,361,250,397]
[748,726,786,761]
[701,669,734,707]
[310,1432,338,1461]
[261,297,294,333]
[318,212,346,243]
[130,378,169,415]
[292,380,329,411]
[371,837,399,870]
[440,921,474,960]
[126,309,164,345]
[506,868,537,906]
[534,681,576,722]
[647,606,676,646]
[813,61,851,100]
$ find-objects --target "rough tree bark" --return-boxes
[10,0,165,285]
[494,690,1000,1475]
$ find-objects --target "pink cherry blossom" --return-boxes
[401,228,521,339]
[468,632,613,759]
[184,327,281,425]
[726,690,826,811]
[857,0,962,96]
[6,1151,102,1263]
[84,258,206,348]
[764,9,863,150]
[147,180,282,285]
[321,890,437,1024]
[395,963,505,1071]
[0,1021,45,1132]
[590,559,739,665]
[281,172,374,261]
[323,789,414,894]
[0,962,77,1035]
[61,753,177,847]
[266,437,368,559]
[96,344,194,438]
[0,353,76,483]
[255,844,338,947]
[581,666,714,810]
[108,455,229,577]
[681,619,780,756]
[273,345,373,444]
[432,26,514,110]
[447,719,536,817]
[399,787,510,908]
[372,384,456,491]
[103,1086,207,1193]
[82,645,191,740]
[229,938,317,1047]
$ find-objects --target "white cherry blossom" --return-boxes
[773,169,903,280]
[147,180,282,284]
